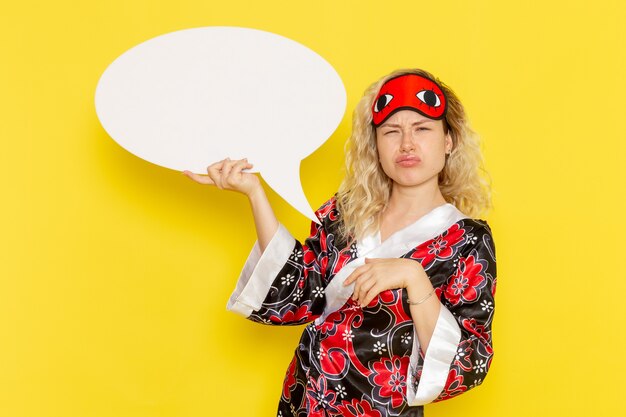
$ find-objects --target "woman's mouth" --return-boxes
[396,156,421,167]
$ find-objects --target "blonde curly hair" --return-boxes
[336,68,492,241]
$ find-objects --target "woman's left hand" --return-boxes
[343,258,430,307]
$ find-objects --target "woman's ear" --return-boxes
[445,132,453,153]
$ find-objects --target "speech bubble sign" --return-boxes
[95,26,346,222]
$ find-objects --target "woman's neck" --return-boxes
[385,183,447,218]
[378,182,447,242]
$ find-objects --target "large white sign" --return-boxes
[95,26,346,222]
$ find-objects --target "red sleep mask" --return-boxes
[371,73,447,127]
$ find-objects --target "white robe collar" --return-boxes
[315,203,468,324]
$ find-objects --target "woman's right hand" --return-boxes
[182,158,261,197]
[184,157,278,251]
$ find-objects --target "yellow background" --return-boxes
[1,0,624,416]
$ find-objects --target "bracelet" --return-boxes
[408,289,435,305]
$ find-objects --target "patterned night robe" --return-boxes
[227,196,497,417]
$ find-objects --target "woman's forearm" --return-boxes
[247,186,279,253]
[408,293,441,355]
[406,270,441,355]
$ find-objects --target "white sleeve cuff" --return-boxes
[406,304,462,405]
[226,223,296,317]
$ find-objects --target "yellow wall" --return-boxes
[1,1,624,416]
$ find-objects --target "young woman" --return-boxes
[184,68,496,417]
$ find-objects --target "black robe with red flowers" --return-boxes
[227,195,497,417]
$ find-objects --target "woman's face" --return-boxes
[375,109,452,191]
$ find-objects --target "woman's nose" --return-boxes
[400,131,415,151]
